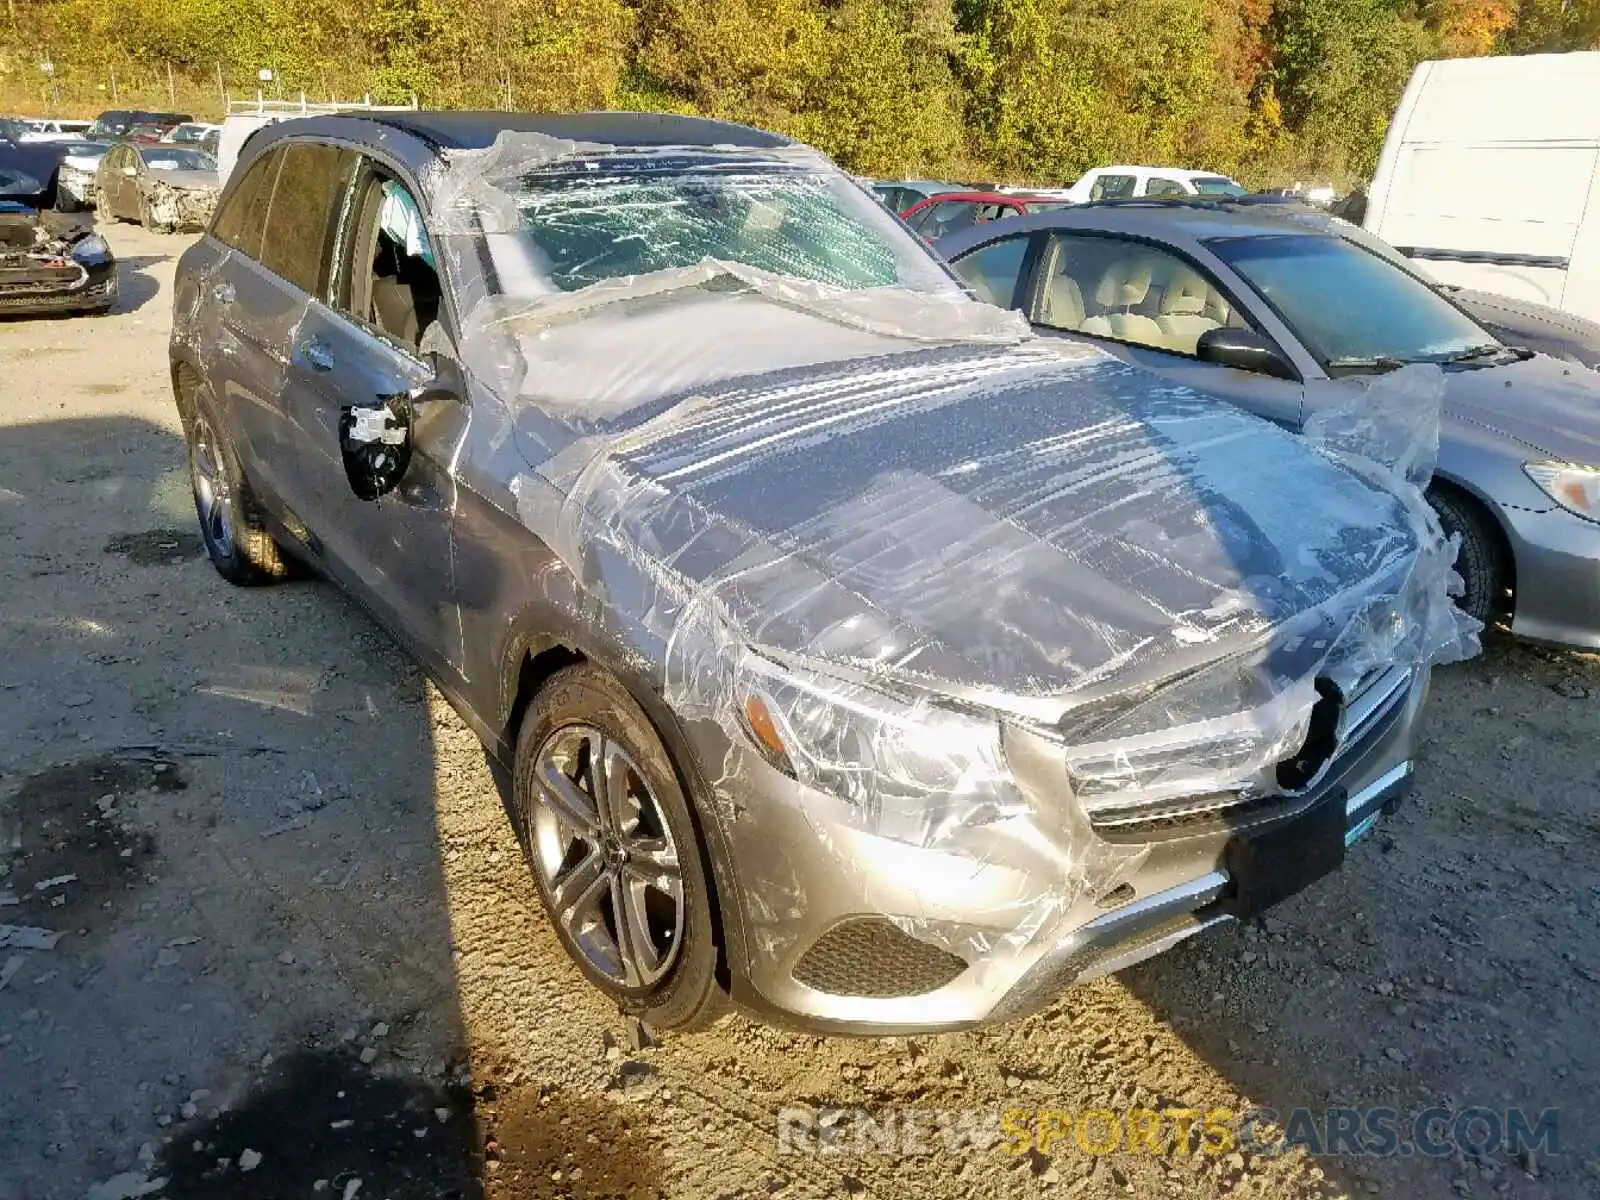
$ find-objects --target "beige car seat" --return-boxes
[1081,257,1163,344]
[1155,264,1226,354]
[1039,272,1086,329]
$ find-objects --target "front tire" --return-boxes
[1428,486,1506,627]
[514,664,726,1031]
[180,383,292,585]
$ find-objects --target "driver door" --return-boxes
[281,154,469,675]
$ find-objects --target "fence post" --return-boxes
[166,62,176,106]
[217,62,226,109]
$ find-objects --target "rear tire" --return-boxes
[179,382,292,585]
[513,663,726,1032]
[1428,486,1506,626]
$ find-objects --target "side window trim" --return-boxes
[1021,229,1300,378]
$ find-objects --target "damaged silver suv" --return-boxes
[170,113,1476,1034]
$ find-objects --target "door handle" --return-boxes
[299,339,335,372]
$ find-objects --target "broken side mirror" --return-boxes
[340,356,460,501]
[1197,327,1298,380]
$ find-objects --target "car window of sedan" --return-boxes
[212,148,285,261]
[1144,177,1187,198]
[259,142,358,298]
[952,235,1032,307]
[1030,233,1246,356]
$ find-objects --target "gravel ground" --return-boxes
[1,224,1597,1200]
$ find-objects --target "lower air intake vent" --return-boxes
[792,918,968,998]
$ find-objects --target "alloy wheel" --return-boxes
[190,414,235,559]
[528,724,685,989]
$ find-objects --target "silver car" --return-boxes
[940,203,1600,649]
[170,113,1470,1034]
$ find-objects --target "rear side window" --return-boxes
[212,149,283,260]
[1144,177,1186,198]
[260,142,357,297]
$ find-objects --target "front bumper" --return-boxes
[1502,503,1600,649]
[141,184,217,233]
[0,257,116,315]
[709,664,1428,1036]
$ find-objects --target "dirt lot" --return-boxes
[1,225,1598,1200]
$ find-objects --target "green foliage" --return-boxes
[1,0,1593,186]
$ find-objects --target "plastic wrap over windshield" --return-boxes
[425,133,1477,996]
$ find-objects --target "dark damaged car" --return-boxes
[0,200,115,315]
[169,113,1476,1034]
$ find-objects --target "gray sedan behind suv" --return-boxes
[940,203,1600,648]
[170,113,1471,1034]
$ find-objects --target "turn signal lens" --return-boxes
[1523,462,1600,523]
[737,691,795,776]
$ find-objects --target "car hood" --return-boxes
[1444,353,1600,463]
[142,168,217,192]
[532,339,1434,708]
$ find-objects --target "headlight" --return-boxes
[731,652,1025,846]
[70,233,110,263]
[1524,461,1600,523]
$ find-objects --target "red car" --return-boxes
[899,190,1072,240]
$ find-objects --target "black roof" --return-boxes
[365,111,794,152]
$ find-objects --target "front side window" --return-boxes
[212,149,284,259]
[1090,174,1135,201]
[1031,233,1245,355]
[337,168,441,352]
[260,142,357,297]
[1207,233,1497,370]
[953,235,1031,307]
[506,158,957,294]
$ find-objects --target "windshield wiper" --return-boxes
[1436,343,1506,364]
[1326,355,1408,373]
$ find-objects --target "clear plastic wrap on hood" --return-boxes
[422,131,1478,995]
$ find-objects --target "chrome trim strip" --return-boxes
[1075,912,1235,982]
[1341,665,1412,746]
[1081,869,1230,936]
[1345,760,1412,822]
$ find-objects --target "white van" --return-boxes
[1366,51,1600,323]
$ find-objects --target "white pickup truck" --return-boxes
[1062,165,1247,202]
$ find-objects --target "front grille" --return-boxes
[792,918,968,998]
[1086,666,1415,839]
